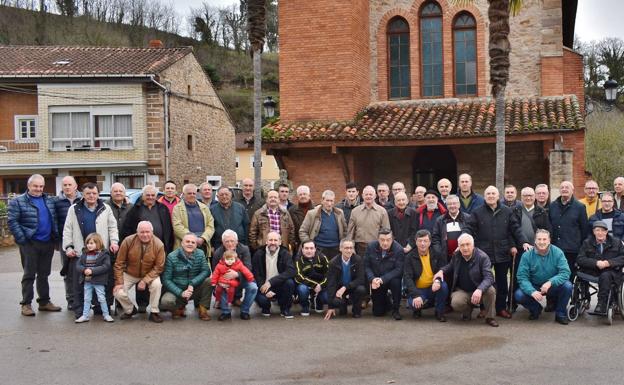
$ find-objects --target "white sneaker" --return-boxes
[103,315,114,323]
[301,311,310,317]
[75,315,89,323]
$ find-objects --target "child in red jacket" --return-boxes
[212,250,255,319]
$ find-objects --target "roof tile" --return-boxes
[263,96,585,143]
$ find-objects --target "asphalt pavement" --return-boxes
[0,245,623,385]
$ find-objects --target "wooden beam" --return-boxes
[264,131,577,150]
[272,153,286,170]
[339,152,351,182]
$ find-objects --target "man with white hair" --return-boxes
[347,185,391,256]
[114,221,165,323]
[122,184,173,253]
[172,183,214,253]
[434,233,498,327]
[466,185,530,319]
[535,184,551,213]
[387,191,418,253]
[549,181,589,280]
[299,190,347,258]
[212,230,257,317]
[8,174,61,316]
[376,183,392,209]
[122,184,173,312]
[289,185,314,250]
[54,175,82,310]
[437,178,452,207]
[409,186,427,209]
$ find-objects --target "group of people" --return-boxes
[8,173,624,327]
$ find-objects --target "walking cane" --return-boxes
[507,253,516,313]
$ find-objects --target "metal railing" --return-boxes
[0,140,39,152]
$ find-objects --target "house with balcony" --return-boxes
[265,0,585,201]
[0,43,235,195]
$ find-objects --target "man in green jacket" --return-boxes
[160,233,213,321]
[514,229,572,325]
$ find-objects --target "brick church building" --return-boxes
[264,0,585,200]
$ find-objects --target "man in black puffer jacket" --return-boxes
[466,186,530,319]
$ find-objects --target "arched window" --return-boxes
[387,17,411,99]
[454,13,477,96]
[420,2,443,97]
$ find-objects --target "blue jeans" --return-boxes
[255,279,295,312]
[83,282,109,317]
[296,283,328,311]
[514,281,573,318]
[407,281,449,314]
[220,280,258,315]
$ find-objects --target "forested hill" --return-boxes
[0,4,278,133]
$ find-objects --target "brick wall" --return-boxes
[145,87,165,178]
[563,48,585,113]
[279,0,370,124]
[0,90,37,140]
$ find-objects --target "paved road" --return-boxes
[0,245,622,385]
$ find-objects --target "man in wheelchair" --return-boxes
[577,221,624,314]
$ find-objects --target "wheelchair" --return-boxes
[568,270,624,325]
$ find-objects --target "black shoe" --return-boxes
[392,311,402,321]
[544,300,555,313]
[120,306,137,320]
[218,313,232,321]
[412,309,422,319]
[280,309,294,319]
[240,312,250,320]
[594,302,607,315]
[528,312,540,320]
[555,315,569,325]
[339,305,348,316]
[137,305,147,314]
[148,313,163,323]
[352,312,361,318]
[435,312,447,322]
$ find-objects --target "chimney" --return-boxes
[148,39,164,48]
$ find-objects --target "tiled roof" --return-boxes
[262,96,585,143]
[0,45,192,77]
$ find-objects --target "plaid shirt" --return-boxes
[268,208,281,233]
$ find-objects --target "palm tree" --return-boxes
[247,0,266,198]
[454,0,523,191]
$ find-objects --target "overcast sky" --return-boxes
[173,0,624,42]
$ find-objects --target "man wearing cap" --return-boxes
[577,220,624,314]
[514,229,571,324]
[415,189,447,233]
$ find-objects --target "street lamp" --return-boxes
[263,96,277,119]
[604,77,618,104]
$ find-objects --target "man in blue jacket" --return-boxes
[457,173,484,214]
[8,174,61,316]
[365,228,405,320]
[514,229,572,325]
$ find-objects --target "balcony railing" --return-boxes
[0,140,39,152]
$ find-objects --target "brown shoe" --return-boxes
[496,310,512,319]
[485,318,499,327]
[21,304,35,316]
[476,309,487,319]
[198,305,211,321]
[39,302,62,312]
[148,313,163,323]
[361,300,369,310]
[172,306,186,319]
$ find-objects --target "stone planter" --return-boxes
[0,216,15,247]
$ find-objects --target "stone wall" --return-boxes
[160,53,236,187]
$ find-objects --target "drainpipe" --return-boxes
[150,76,170,181]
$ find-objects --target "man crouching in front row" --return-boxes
[433,233,499,327]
